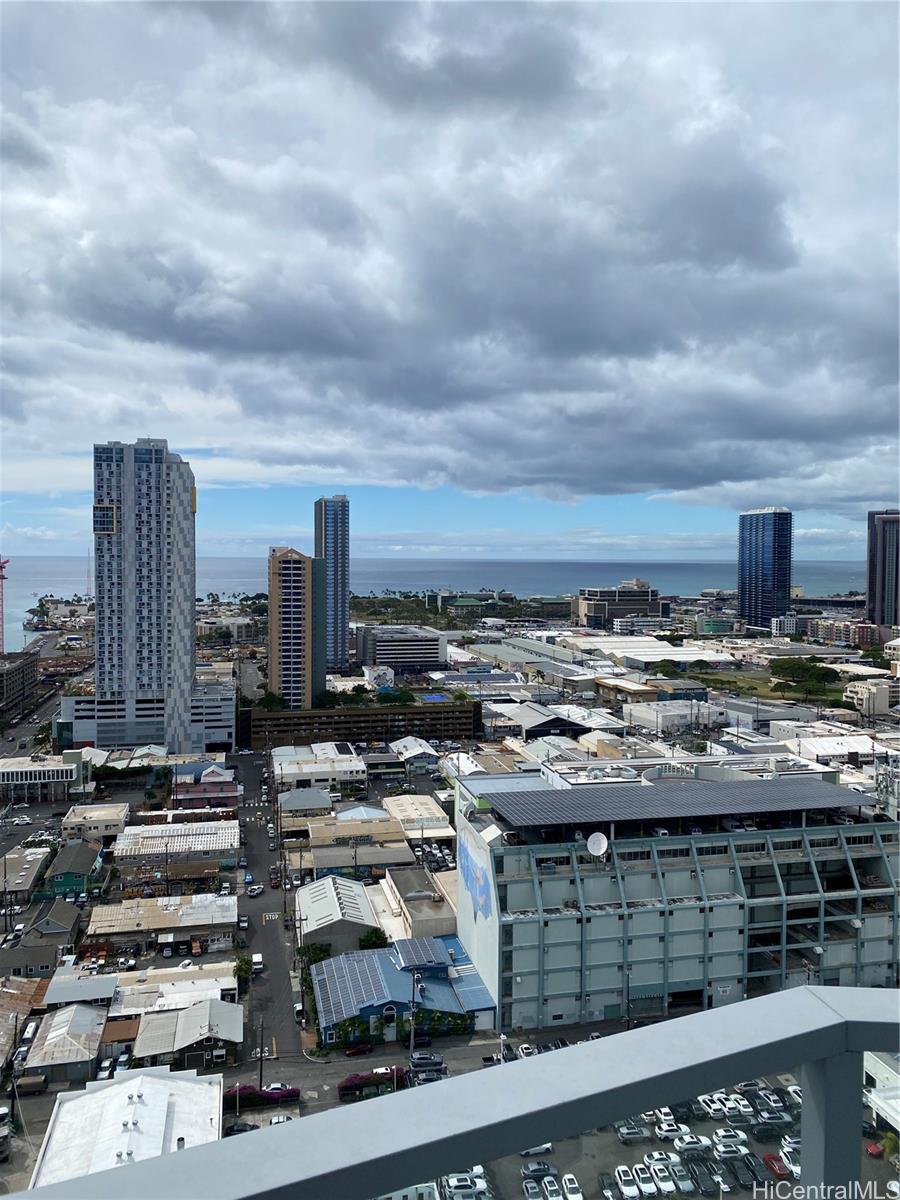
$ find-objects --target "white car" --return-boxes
[444,1177,488,1196]
[560,1175,583,1200]
[781,1148,801,1180]
[649,1165,676,1196]
[781,1135,801,1153]
[713,1144,749,1161]
[727,1093,753,1116]
[759,1089,784,1111]
[655,1123,690,1142]
[697,1094,726,1120]
[517,1044,538,1059]
[632,1165,658,1197]
[643,1153,680,1168]
[521,1144,553,1157]
[542,1181,562,1200]
[654,1108,675,1125]
[713,1128,748,1146]
[615,1166,640,1200]
[673,1135,711,1154]
[787,1085,803,1106]
[178,959,193,969]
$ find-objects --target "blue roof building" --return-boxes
[310,935,495,1045]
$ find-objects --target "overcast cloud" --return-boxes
[1,2,897,542]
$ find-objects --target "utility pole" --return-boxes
[408,970,420,1058]
[258,1018,265,1090]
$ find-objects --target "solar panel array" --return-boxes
[480,778,848,828]
[313,953,388,1028]
[394,937,451,971]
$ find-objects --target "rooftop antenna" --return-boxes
[586,832,609,859]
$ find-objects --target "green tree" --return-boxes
[259,691,287,711]
[451,689,472,701]
[298,943,331,966]
[235,953,252,988]
[359,928,390,950]
[655,660,681,678]
[376,688,417,706]
[351,684,368,696]
[689,660,711,672]
[881,1131,898,1161]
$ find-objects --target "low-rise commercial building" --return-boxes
[381,793,455,843]
[622,701,729,735]
[0,976,45,1069]
[0,845,52,904]
[0,900,80,979]
[844,677,900,718]
[310,935,494,1046]
[62,801,129,845]
[382,868,457,940]
[108,963,238,1019]
[113,821,240,886]
[272,743,366,792]
[171,763,243,809]
[295,876,381,956]
[0,751,92,805]
[85,895,238,955]
[23,1003,106,1083]
[572,580,669,630]
[389,736,440,772]
[131,997,243,1069]
[28,1067,224,1189]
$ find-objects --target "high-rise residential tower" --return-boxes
[92,438,196,751]
[737,507,793,629]
[267,547,326,709]
[866,510,899,630]
[314,494,350,671]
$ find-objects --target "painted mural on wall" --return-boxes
[457,822,493,922]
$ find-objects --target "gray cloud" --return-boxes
[0,1,896,525]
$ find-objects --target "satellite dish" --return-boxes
[587,832,609,858]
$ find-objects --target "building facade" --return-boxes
[268,547,326,710]
[453,776,898,1032]
[0,652,39,719]
[357,625,447,672]
[92,439,195,752]
[314,494,350,672]
[737,507,793,629]
[572,580,668,630]
[866,509,899,629]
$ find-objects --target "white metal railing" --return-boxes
[16,986,899,1200]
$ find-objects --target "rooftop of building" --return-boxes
[295,876,379,932]
[115,822,240,855]
[87,895,238,937]
[48,840,99,877]
[28,1067,223,1189]
[27,1002,106,1069]
[132,997,243,1059]
[64,801,130,822]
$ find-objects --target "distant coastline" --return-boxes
[1,555,866,654]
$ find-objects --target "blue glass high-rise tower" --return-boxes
[738,507,793,629]
[314,494,350,671]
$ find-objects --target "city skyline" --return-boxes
[1,4,896,562]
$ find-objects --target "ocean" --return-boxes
[1,555,867,654]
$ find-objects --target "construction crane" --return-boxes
[0,558,8,655]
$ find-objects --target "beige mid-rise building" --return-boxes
[267,547,326,710]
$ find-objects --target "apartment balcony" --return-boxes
[19,986,897,1200]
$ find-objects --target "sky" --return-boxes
[1,2,897,561]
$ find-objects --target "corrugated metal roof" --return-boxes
[27,1004,106,1068]
[479,778,849,827]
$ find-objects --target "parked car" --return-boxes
[617,1123,652,1145]
[713,1144,749,1161]
[787,1085,802,1106]
[655,1123,690,1142]
[179,959,193,969]
[522,1162,559,1181]
[224,1122,258,1136]
[269,1115,292,1125]
[521,1144,554,1157]
[523,1183,542,1200]
[614,1166,640,1200]
[409,1051,443,1069]
[649,1165,676,1196]
[246,885,264,897]
[686,1161,717,1198]
[444,1175,488,1196]
[864,1141,884,1159]
[344,1043,374,1057]
[712,1128,747,1146]
[668,1164,695,1196]
[243,873,254,884]
[541,1180,562,1200]
[96,1058,114,1081]
[598,1173,619,1200]
[673,1136,711,1155]
[632,1164,658,1197]
[762,1154,790,1180]
[560,1175,583,1200]
[697,1095,726,1120]
[238,914,249,930]
[517,1044,538,1059]
[643,1153,680,1169]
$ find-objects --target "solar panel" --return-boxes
[394,937,451,970]
[480,778,847,827]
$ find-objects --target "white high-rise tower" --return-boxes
[93,438,196,751]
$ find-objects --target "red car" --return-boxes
[864,1142,884,1159]
[344,1042,374,1057]
[763,1154,790,1180]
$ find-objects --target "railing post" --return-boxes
[800,1051,863,1187]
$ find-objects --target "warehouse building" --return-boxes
[113,821,239,888]
[85,895,238,956]
[23,1003,106,1083]
[294,876,381,956]
[453,774,898,1032]
[28,1067,223,1190]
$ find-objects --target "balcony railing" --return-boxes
[18,986,898,1200]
